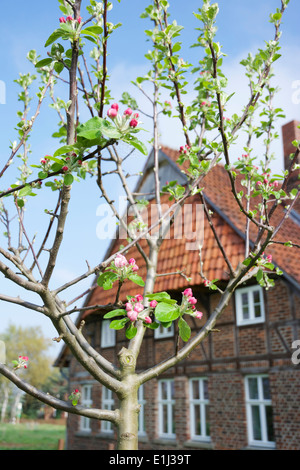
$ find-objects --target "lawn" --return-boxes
[0,421,66,450]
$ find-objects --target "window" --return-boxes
[154,322,174,339]
[158,379,175,438]
[101,386,114,433]
[235,285,265,325]
[80,385,92,432]
[245,375,275,448]
[189,378,210,441]
[101,319,116,347]
[138,384,146,436]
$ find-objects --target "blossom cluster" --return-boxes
[182,288,203,319]
[12,355,29,370]
[107,103,140,132]
[114,253,139,272]
[59,16,82,24]
[69,388,81,406]
[125,294,151,324]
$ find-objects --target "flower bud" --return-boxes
[107,108,118,119]
[129,118,138,128]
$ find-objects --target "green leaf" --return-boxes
[122,134,148,155]
[54,61,64,74]
[110,317,130,330]
[38,171,48,179]
[35,58,53,68]
[127,273,145,286]
[178,317,191,342]
[53,145,77,157]
[45,29,64,47]
[81,26,103,37]
[19,185,33,197]
[125,323,137,339]
[154,302,180,322]
[146,292,171,301]
[97,271,119,290]
[64,173,74,185]
[104,309,126,319]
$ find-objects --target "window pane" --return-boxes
[163,404,168,433]
[203,379,209,400]
[242,306,249,320]
[241,292,248,306]
[192,380,200,400]
[254,304,261,318]
[262,377,271,400]
[194,405,201,435]
[251,405,262,440]
[248,377,258,399]
[265,405,274,442]
[205,405,210,436]
[161,381,168,400]
[253,290,260,304]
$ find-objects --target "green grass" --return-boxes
[0,422,66,450]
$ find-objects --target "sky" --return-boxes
[0,0,299,358]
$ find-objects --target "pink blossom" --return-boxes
[149,300,158,308]
[195,311,203,319]
[183,288,193,297]
[124,108,133,116]
[107,107,118,119]
[134,302,144,313]
[135,294,143,302]
[132,264,139,272]
[40,159,47,165]
[144,316,152,324]
[66,15,74,21]
[77,16,82,23]
[59,17,66,23]
[129,258,136,265]
[114,253,128,268]
[266,254,272,263]
[62,166,69,172]
[188,296,197,305]
[125,302,133,312]
[257,181,262,186]
[204,280,210,287]
[127,309,138,322]
[111,103,119,111]
[129,118,138,128]
[273,181,279,188]
[263,178,268,184]
[133,113,139,119]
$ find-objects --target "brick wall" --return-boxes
[64,278,300,450]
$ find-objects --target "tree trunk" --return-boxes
[1,386,9,422]
[117,387,140,450]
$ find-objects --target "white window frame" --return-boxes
[158,379,175,439]
[235,285,265,326]
[101,319,116,348]
[101,386,114,433]
[189,378,210,441]
[245,375,275,448]
[154,322,174,339]
[138,384,146,436]
[79,384,92,432]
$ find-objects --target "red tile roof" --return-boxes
[82,145,300,319]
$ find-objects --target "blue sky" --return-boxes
[0,0,299,357]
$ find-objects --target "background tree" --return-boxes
[0,324,53,422]
[0,0,298,450]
